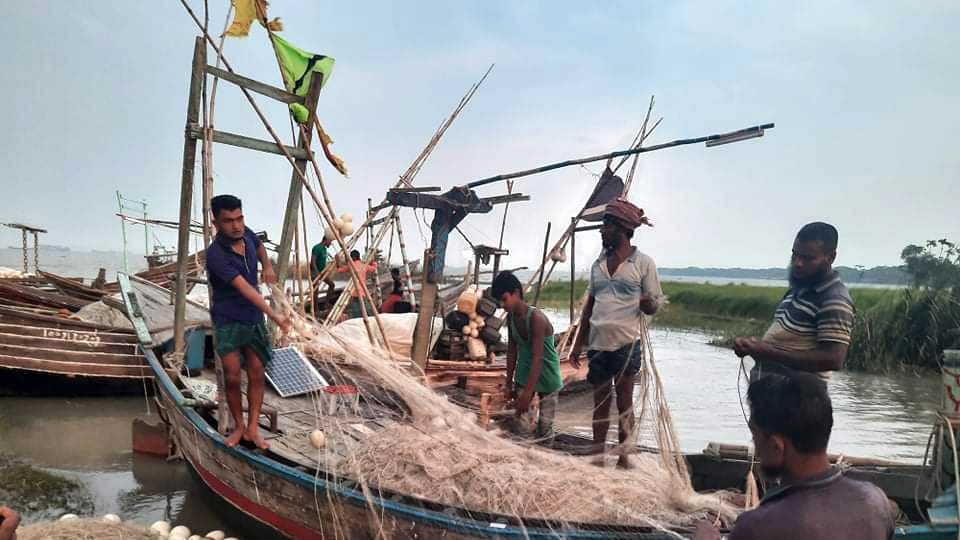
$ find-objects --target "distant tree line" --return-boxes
[658,265,908,285]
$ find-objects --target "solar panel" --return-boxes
[265,346,329,398]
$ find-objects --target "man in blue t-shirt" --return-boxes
[206,194,291,450]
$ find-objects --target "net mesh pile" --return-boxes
[276,292,740,535]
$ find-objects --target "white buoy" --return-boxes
[205,531,226,540]
[224,537,239,540]
[102,513,121,523]
[340,213,353,223]
[150,521,172,535]
[60,514,79,521]
[188,536,204,540]
[309,429,326,449]
[169,525,191,540]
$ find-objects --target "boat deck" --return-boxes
[186,366,406,472]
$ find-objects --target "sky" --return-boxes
[1,1,957,271]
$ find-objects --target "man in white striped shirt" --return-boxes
[734,223,855,378]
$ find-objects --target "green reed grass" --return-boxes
[536,280,957,373]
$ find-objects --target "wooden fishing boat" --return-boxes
[120,274,692,540]
[0,304,150,395]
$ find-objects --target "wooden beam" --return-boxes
[204,65,303,105]
[480,193,530,206]
[390,186,442,193]
[575,224,602,232]
[275,74,325,284]
[173,37,205,354]
[186,125,310,160]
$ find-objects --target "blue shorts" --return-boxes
[587,341,643,385]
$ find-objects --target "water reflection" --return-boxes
[545,312,941,462]
[0,396,252,536]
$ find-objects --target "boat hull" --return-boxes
[0,306,150,394]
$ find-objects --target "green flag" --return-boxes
[271,34,335,97]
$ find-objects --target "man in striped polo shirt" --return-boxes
[734,222,854,378]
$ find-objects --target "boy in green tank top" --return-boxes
[492,271,564,443]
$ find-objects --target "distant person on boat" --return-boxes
[206,194,291,450]
[694,371,896,540]
[309,236,335,306]
[733,222,854,379]
[380,267,411,314]
[493,270,563,444]
[0,506,20,540]
[568,199,661,468]
[337,249,378,319]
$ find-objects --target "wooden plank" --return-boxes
[0,343,143,366]
[0,305,133,333]
[0,323,137,343]
[118,274,155,345]
[0,354,150,378]
[204,65,303,105]
[0,282,89,311]
[38,271,109,302]
[0,332,139,355]
[479,193,530,206]
[186,125,311,161]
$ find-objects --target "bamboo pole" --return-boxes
[570,216,576,326]
[177,3,393,353]
[293,209,304,315]
[367,198,382,305]
[466,122,772,189]
[198,10,233,434]
[519,119,665,298]
[497,180,514,250]
[311,66,493,291]
[394,212,417,308]
[533,222,551,307]
[323,207,399,325]
[613,96,656,175]
[300,194,316,315]
[200,8,232,246]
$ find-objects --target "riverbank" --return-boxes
[538,280,959,373]
[0,454,93,521]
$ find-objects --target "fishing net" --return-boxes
[17,519,157,540]
[275,291,740,535]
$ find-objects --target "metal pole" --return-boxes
[32,231,39,273]
[20,229,27,274]
[174,37,206,354]
[143,200,150,256]
[117,191,128,273]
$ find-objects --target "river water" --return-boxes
[0,326,941,534]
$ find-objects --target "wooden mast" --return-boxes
[275,76,325,284]
[173,37,206,354]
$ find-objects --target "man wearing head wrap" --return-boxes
[569,198,662,468]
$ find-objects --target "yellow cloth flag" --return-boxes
[224,0,282,37]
